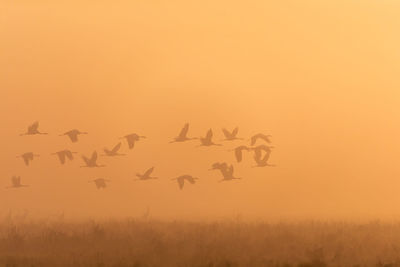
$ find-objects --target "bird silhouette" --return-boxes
[171,175,198,190]
[102,142,126,157]
[251,145,276,167]
[80,151,105,168]
[222,127,243,141]
[51,150,77,164]
[120,133,146,149]
[7,176,28,188]
[198,129,222,146]
[60,129,88,143]
[17,152,39,166]
[209,162,241,182]
[250,133,272,146]
[228,145,251,162]
[170,123,197,143]
[136,167,158,180]
[20,121,48,136]
[90,178,109,189]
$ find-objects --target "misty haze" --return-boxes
[1,1,400,266]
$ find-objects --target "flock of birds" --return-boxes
[9,122,275,190]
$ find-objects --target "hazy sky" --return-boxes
[1,0,400,221]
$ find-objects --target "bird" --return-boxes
[102,142,126,157]
[90,178,109,189]
[136,167,158,180]
[252,145,276,167]
[51,150,77,165]
[228,145,251,162]
[250,133,272,146]
[80,151,105,168]
[198,129,221,146]
[20,121,48,136]
[209,162,241,182]
[170,123,197,143]
[7,176,28,188]
[17,152,39,166]
[120,133,146,149]
[60,129,88,143]
[222,127,243,141]
[171,175,198,190]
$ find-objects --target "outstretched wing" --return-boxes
[178,123,189,139]
[222,128,231,139]
[251,133,271,145]
[228,165,234,176]
[124,135,135,149]
[11,176,20,186]
[94,179,106,189]
[90,151,98,164]
[143,167,154,177]
[186,176,197,184]
[253,147,263,162]
[28,121,39,132]
[250,134,258,146]
[205,129,213,141]
[235,147,243,162]
[22,155,30,166]
[68,132,78,143]
[111,142,122,154]
[58,152,66,164]
[64,150,74,160]
[177,177,184,189]
[82,155,90,165]
[232,127,239,137]
[261,150,271,164]
[259,134,271,143]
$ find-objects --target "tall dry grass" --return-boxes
[1,217,400,267]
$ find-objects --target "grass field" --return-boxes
[1,218,400,267]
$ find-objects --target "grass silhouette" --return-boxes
[1,219,400,266]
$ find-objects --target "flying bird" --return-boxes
[51,150,77,165]
[102,142,126,157]
[90,178,109,189]
[20,121,48,136]
[120,133,146,149]
[7,176,28,188]
[222,127,243,141]
[136,167,158,180]
[209,162,241,182]
[250,133,272,146]
[17,152,39,166]
[171,175,198,190]
[199,129,221,147]
[252,145,276,167]
[80,151,105,168]
[60,129,88,143]
[170,123,197,143]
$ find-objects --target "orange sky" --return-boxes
[1,0,400,221]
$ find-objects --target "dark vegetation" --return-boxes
[1,218,400,267]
